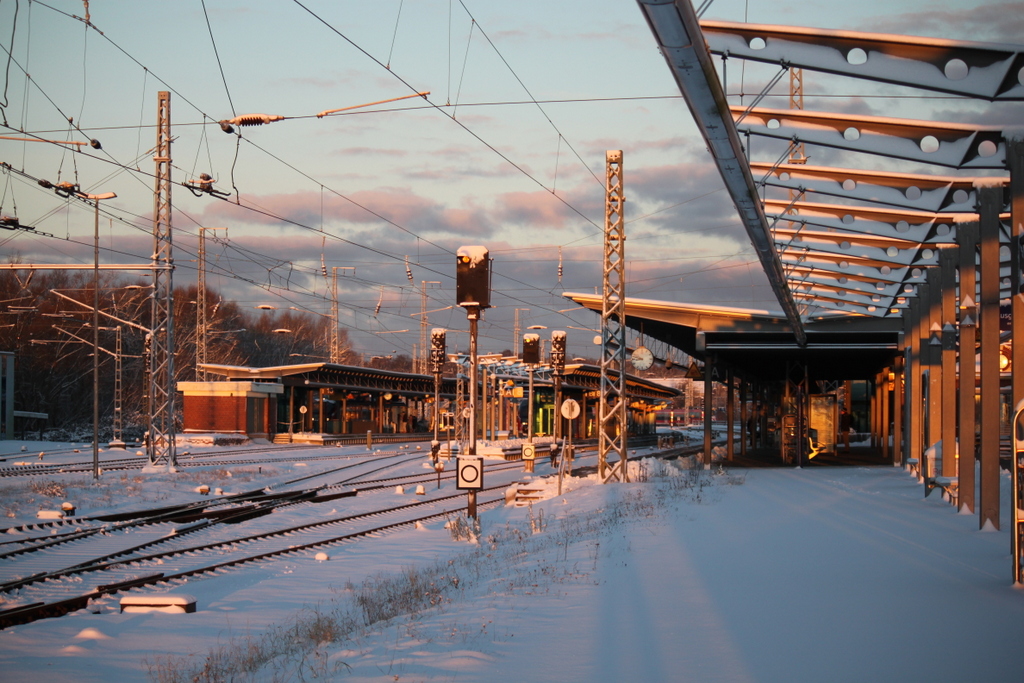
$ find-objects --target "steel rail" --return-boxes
[0,489,508,630]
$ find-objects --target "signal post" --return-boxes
[456,246,491,518]
[522,332,540,473]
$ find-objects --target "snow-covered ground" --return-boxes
[1,440,1022,682]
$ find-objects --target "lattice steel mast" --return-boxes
[112,326,123,445]
[331,268,341,363]
[197,227,226,380]
[148,91,176,468]
[599,150,628,482]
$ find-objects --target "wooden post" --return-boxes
[957,221,978,513]
[739,378,748,458]
[726,367,735,461]
[906,295,923,471]
[704,356,713,467]
[892,357,903,466]
[978,183,1002,530]
[940,247,958,479]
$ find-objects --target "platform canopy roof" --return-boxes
[198,361,678,400]
[624,0,1017,350]
[562,292,902,382]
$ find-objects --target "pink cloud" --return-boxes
[858,2,1024,42]
[493,190,577,228]
[195,187,498,237]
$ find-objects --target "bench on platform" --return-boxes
[926,475,959,505]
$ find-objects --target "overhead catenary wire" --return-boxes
[200,0,235,119]
[289,0,604,232]
[3,3,769,355]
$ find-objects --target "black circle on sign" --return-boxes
[460,462,480,484]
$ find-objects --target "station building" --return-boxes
[178,361,678,446]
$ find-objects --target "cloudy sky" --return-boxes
[0,0,1018,359]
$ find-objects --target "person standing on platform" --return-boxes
[839,408,852,452]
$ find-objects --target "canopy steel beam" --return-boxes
[765,198,983,236]
[734,106,1005,169]
[751,162,1001,214]
[773,224,933,251]
[636,0,806,345]
[702,21,1024,102]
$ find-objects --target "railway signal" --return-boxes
[456,246,492,310]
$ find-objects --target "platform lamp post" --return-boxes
[456,246,491,518]
[85,191,117,479]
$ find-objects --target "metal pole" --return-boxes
[514,308,528,356]
[527,364,535,473]
[93,199,100,479]
[468,312,478,457]
[112,326,123,447]
[481,362,488,441]
[150,90,176,468]
[419,282,428,373]
[704,357,713,466]
[726,367,734,462]
[467,310,479,519]
[739,378,747,458]
[433,372,440,444]
[197,227,226,380]
[331,268,340,363]
[599,150,628,482]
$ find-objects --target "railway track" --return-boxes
[0,486,509,630]
[0,441,428,478]
[0,449,431,540]
[0,442,696,630]
[0,453,541,569]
